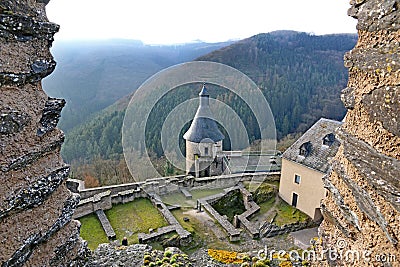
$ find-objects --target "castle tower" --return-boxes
[183,84,224,177]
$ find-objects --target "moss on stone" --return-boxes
[212,190,246,222]
[253,183,277,204]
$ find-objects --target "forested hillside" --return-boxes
[62,31,357,183]
[197,31,357,134]
[43,39,233,131]
[63,85,257,163]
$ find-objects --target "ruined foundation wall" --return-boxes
[319,0,400,266]
[0,0,88,266]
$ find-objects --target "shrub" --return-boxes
[164,250,173,258]
[279,261,293,267]
[207,249,243,264]
[254,261,267,267]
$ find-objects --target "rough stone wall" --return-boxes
[319,0,400,266]
[0,1,88,266]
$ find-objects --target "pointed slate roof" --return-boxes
[199,84,209,96]
[183,84,224,143]
[282,118,342,173]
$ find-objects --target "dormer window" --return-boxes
[204,147,209,156]
[299,141,312,157]
[323,133,335,146]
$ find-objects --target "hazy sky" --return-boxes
[46,0,357,44]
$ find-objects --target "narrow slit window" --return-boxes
[294,174,301,184]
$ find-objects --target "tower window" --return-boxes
[204,147,209,155]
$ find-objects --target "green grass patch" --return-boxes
[258,197,276,215]
[252,183,276,204]
[171,208,204,254]
[190,188,224,199]
[79,213,108,250]
[161,188,224,207]
[243,180,280,192]
[171,208,233,253]
[266,180,280,187]
[274,199,309,226]
[161,192,190,207]
[171,209,196,233]
[105,198,168,244]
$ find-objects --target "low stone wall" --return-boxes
[95,210,116,240]
[198,185,266,240]
[71,172,280,219]
[197,187,243,241]
[260,220,314,238]
[111,188,147,204]
[71,171,280,204]
[191,172,279,190]
[197,191,226,205]
[235,214,259,238]
[234,187,261,238]
[73,173,288,247]
[196,185,266,241]
[138,226,176,243]
[73,188,148,219]
[180,188,192,199]
[79,183,142,199]
[73,191,112,219]
[139,193,191,246]
[75,175,186,200]
[198,200,241,241]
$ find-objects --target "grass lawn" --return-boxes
[161,188,225,207]
[190,188,225,199]
[171,208,205,254]
[258,197,276,215]
[162,192,191,207]
[243,180,280,192]
[171,208,232,253]
[274,199,309,226]
[171,209,197,234]
[79,214,109,250]
[250,191,310,226]
[105,198,169,245]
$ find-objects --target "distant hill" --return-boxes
[62,31,357,175]
[43,39,234,131]
[196,31,357,134]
